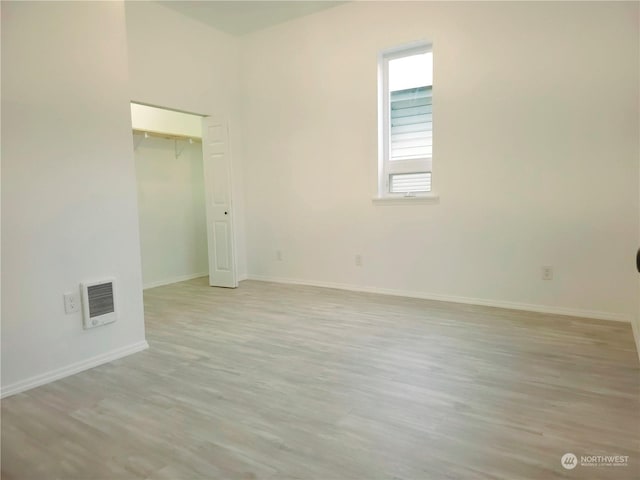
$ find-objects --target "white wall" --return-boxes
[241,1,640,322]
[125,2,247,279]
[135,137,209,288]
[1,2,147,395]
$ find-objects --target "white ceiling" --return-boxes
[158,1,347,36]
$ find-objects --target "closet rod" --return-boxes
[132,129,202,143]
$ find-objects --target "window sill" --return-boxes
[372,194,440,206]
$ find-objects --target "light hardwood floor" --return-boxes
[2,278,639,479]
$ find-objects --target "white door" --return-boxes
[202,115,237,288]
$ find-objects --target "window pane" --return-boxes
[390,86,432,160]
[389,52,432,91]
[389,172,432,193]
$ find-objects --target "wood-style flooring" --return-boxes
[2,278,639,479]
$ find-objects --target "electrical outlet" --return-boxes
[542,266,553,281]
[276,250,283,261]
[355,254,363,267]
[64,292,80,314]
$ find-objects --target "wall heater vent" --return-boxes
[81,278,117,329]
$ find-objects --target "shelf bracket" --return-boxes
[175,138,194,159]
[134,131,148,151]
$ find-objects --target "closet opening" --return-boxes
[130,102,207,291]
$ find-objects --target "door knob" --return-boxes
[224,211,228,215]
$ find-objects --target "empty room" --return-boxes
[1,1,639,479]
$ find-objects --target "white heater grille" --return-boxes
[81,278,117,329]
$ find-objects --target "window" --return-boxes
[378,44,433,198]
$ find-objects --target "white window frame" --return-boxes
[375,42,438,204]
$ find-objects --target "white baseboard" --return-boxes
[143,272,208,290]
[245,274,632,323]
[0,340,149,398]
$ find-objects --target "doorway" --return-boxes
[130,102,237,289]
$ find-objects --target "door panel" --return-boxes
[214,221,230,271]
[202,115,237,288]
